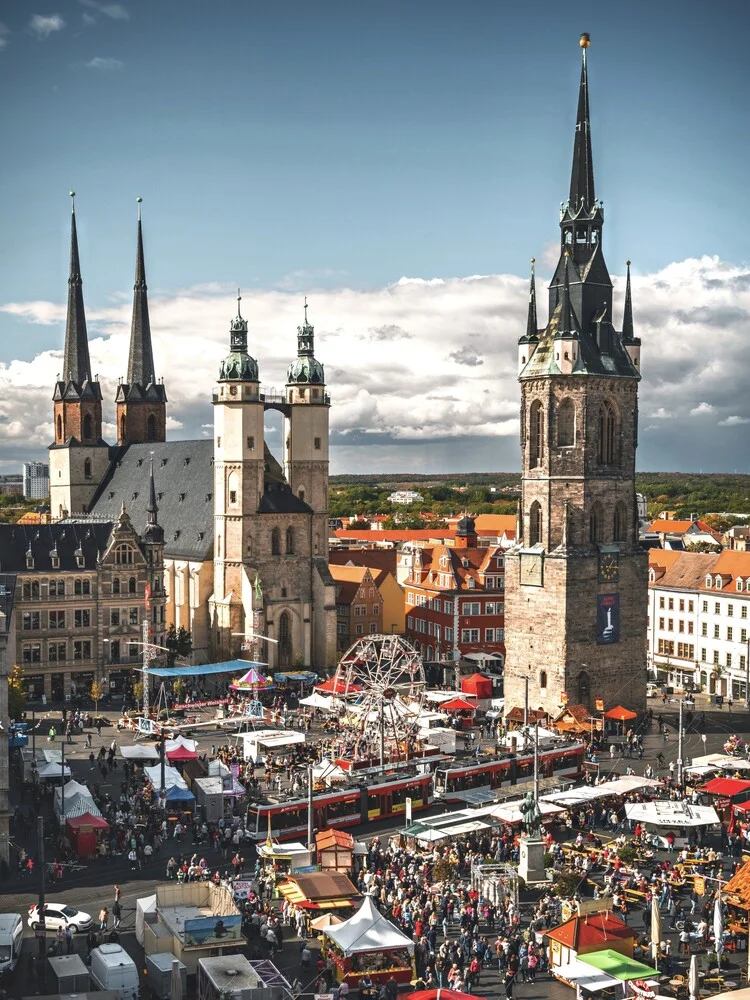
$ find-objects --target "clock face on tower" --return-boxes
[520,552,544,587]
[598,551,620,583]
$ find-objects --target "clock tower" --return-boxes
[504,35,647,718]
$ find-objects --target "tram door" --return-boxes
[359,784,369,823]
[509,754,518,785]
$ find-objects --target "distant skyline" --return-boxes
[1,0,748,474]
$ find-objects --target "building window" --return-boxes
[271,527,281,555]
[112,578,120,595]
[589,503,603,544]
[556,397,575,447]
[49,610,65,629]
[229,490,237,505]
[407,593,414,605]
[659,597,665,609]
[217,436,221,448]
[742,606,748,619]
[713,651,720,665]
[485,628,495,641]
[372,604,380,615]
[728,604,734,617]
[74,609,91,628]
[540,670,547,689]
[22,612,40,631]
[578,672,590,702]
[444,601,453,614]
[597,400,618,465]
[668,619,673,632]
[529,501,542,547]
[84,458,92,479]
[286,527,295,555]
[462,601,480,615]
[369,622,377,633]
[22,644,41,663]
[129,607,139,625]
[701,623,707,637]
[314,437,321,450]
[668,598,674,610]
[50,579,65,596]
[714,625,720,639]
[83,413,93,440]
[727,653,732,667]
[57,414,63,439]
[529,400,544,467]
[278,610,292,667]
[247,436,255,450]
[714,602,721,615]
[115,545,134,565]
[73,640,92,661]
[48,642,66,662]
[727,627,733,641]
[461,629,480,643]
[110,609,120,626]
[109,640,121,662]
[702,601,708,613]
[355,624,363,636]
[613,502,627,543]
[128,576,136,594]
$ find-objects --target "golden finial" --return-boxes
[580,33,591,48]
[530,257,536,264]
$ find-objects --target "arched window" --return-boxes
[540,670,547,690]
[529,501,542,547]
[147,414,157,441]
[278,610,292,667]
[285,527,295,555]
[128,576,136,594]
[598,401,618,465]
[529,400,544,468]
[589,503,603,544]
[613,502,627,543]
[271,527,281,556]
[578,671,590,703]
[297,488,305,502]
[84,458,92,479]
[83,413,93,440]
[556,398,575,447]
[56,415,63,440]
[120,415,126,440]
[227,471,239,507]
[74,579,82,595]
[82,579,90,595]
[112,578,120,594]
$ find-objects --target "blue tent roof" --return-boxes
[148,659,266,679]
[166,785,195,802]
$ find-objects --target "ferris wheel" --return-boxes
[336,635,426,764]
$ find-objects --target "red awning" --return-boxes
[461,673,493,699]
[441,698,477,712]
[603,705,638,721]
[700,777,750,797]
[65,812,110,830]
[408,991,488,1000]
[316,676,363,695]
[166,746,198,762]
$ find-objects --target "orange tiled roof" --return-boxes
[334,530,455,542]
[701,549,750,590]
[725,858,750,908]
[547,912,634,951]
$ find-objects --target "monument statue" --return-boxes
[519,789,543,839]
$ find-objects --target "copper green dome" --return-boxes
[287,299,325,385]
[219,295,259,382]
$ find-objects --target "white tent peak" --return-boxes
[324,895,414,956]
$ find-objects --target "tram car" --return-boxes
[433,741,586,801]
[246,771,433,841]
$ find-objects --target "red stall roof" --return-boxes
[441,697,477,712]
[700,777,750,797]
[461,673,493,698]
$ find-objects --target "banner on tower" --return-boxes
[596,594,620,645]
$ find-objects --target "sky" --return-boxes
[0,0,749,475]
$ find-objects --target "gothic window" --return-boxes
[120,415,125,440]
[298,488,305,501]
[84,458,92,479]
[529,501,542,547]
[613,502,627,543]
[147,414,157,441]
[556,398,575,447]
[529,400,543,468]
[112,578,120,594]
[278,610,292,668]
[598,401,619,466]
[83,413,93,440]
[578,671,590,703]
[540,670,547,690]
[227,471,239,507]
[589,502,603,544]
[286,527,295,555]
[57,415,63,440]
[129,576,136,594]
[271,527,281,556]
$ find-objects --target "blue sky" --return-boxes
[0,0,749,473]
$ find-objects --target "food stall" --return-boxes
[277,872,360,914]
[439,697,477,730]
[699,777,750,823]
[258,841,314,876]
[323,895,415,987]
[624,800,720,849]
[64,811,110,858]
[316,829,355,873]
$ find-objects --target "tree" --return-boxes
[7,664,25,721]
[90,679,104,714]
[685,541,722,554]
[165,624,193,667]
[172,678,186,704]
[133,680,144,703]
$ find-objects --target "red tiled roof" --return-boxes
[547,911,634,951]
[334,530,455,542]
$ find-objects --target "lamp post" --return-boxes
[37,816,46,957]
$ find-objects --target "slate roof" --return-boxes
[649,552,719,591]
[0,522,114,573]
[89,441,214,562]
[0,574,17,634]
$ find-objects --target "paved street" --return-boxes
[2,696,749,999]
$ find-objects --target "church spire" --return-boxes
[560,254,575,334]
[287,297,325,385]
[526,259,538,339]
[569,33,595,211]
[144,455,165,544]
[621,260,634,341]
[127,197,156,386]
[62,192,93,385]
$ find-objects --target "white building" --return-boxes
[388,490,424,505]
[648,549,750,700]
[22,462,49,500]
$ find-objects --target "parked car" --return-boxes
[27,904,92,933]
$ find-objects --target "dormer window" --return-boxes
[737,579,744,592]
[50,550,59,569]
[26,550,34,570]
[75,549,85,569]
[715,575,722,588]
[467,578,475,589]
[705,575,712,588]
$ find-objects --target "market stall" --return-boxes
[439,697,477,730]
[548,910,636,983]
[258,841,314,876]
[277,872,360,914]
[460,673,493,709]
[64,811,109,858]
[624,800,720,849]
[699,777,750,823]
[317,829,355,872]
[323,895,415,987]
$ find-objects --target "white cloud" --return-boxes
[29,14,65,38]
[690,402,714,416]
[1,254,750,473]
[0,22,9,49]
[79,0,129,20]
[85,56,124,71]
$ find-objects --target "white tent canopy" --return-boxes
[121,745,160,761]
[542,775,661,807]
[144,764,188,790]
[554,959,620,992]
[164,736,197,754]
[491,799,566,824]
[687,754,750,772]
[135,893,157,947]
[500,726,561,748]
[625,801,720,828]
[299,692,334,710]
[36,761,72,779]
[57,792,103,820]
[324,896,414,956]
[312,761,348,783]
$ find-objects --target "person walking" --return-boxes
[99,907,109,934]
[112,901,122,930]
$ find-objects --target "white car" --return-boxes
[27,903,92,933]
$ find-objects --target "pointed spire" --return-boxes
[569,33,595,211]
[62,191,93,384]
[526,259,538,339]
[622,260,634,341]
[127,197,156,387]
[560,253,574,333]
[147,455,158,523]
[297,295,314,356]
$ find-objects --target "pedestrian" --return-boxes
[99,907,109,933]
[65,924,74,954]
[112,901,122,929]
[114,884,121,903]
[504,965,516,999]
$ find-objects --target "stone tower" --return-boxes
[284,300,330,560]
[504,35,647,718]
[115,200,168,445]
[49,195,110,518]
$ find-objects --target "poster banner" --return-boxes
[183,913,242,947]
[596,594,620,645]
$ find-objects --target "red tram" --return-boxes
[434,742,585,801]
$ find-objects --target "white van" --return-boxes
[90,943,140,1000]
[0,914,23,975]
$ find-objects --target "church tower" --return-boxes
[504,35,647,718]
[284,299,330,559]
[49,194,110,518]
[115,199,167,445]
[209,294,266,650]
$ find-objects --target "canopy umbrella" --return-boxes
[316,675,362,695]
[650,896,662,964]
[440,698,477,712]
[311,914,343,931]
[164,736,197,754]
[120,744,160,761]
[166,785,195,803]
[713,898,724,957]
[689,953,700,1000]
[230,666,274,691]
[166,745,198,762]
[604,705,638,721]
[408,991,487,1000]
[299,692,334,710]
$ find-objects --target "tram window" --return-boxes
[390,786,407,806]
